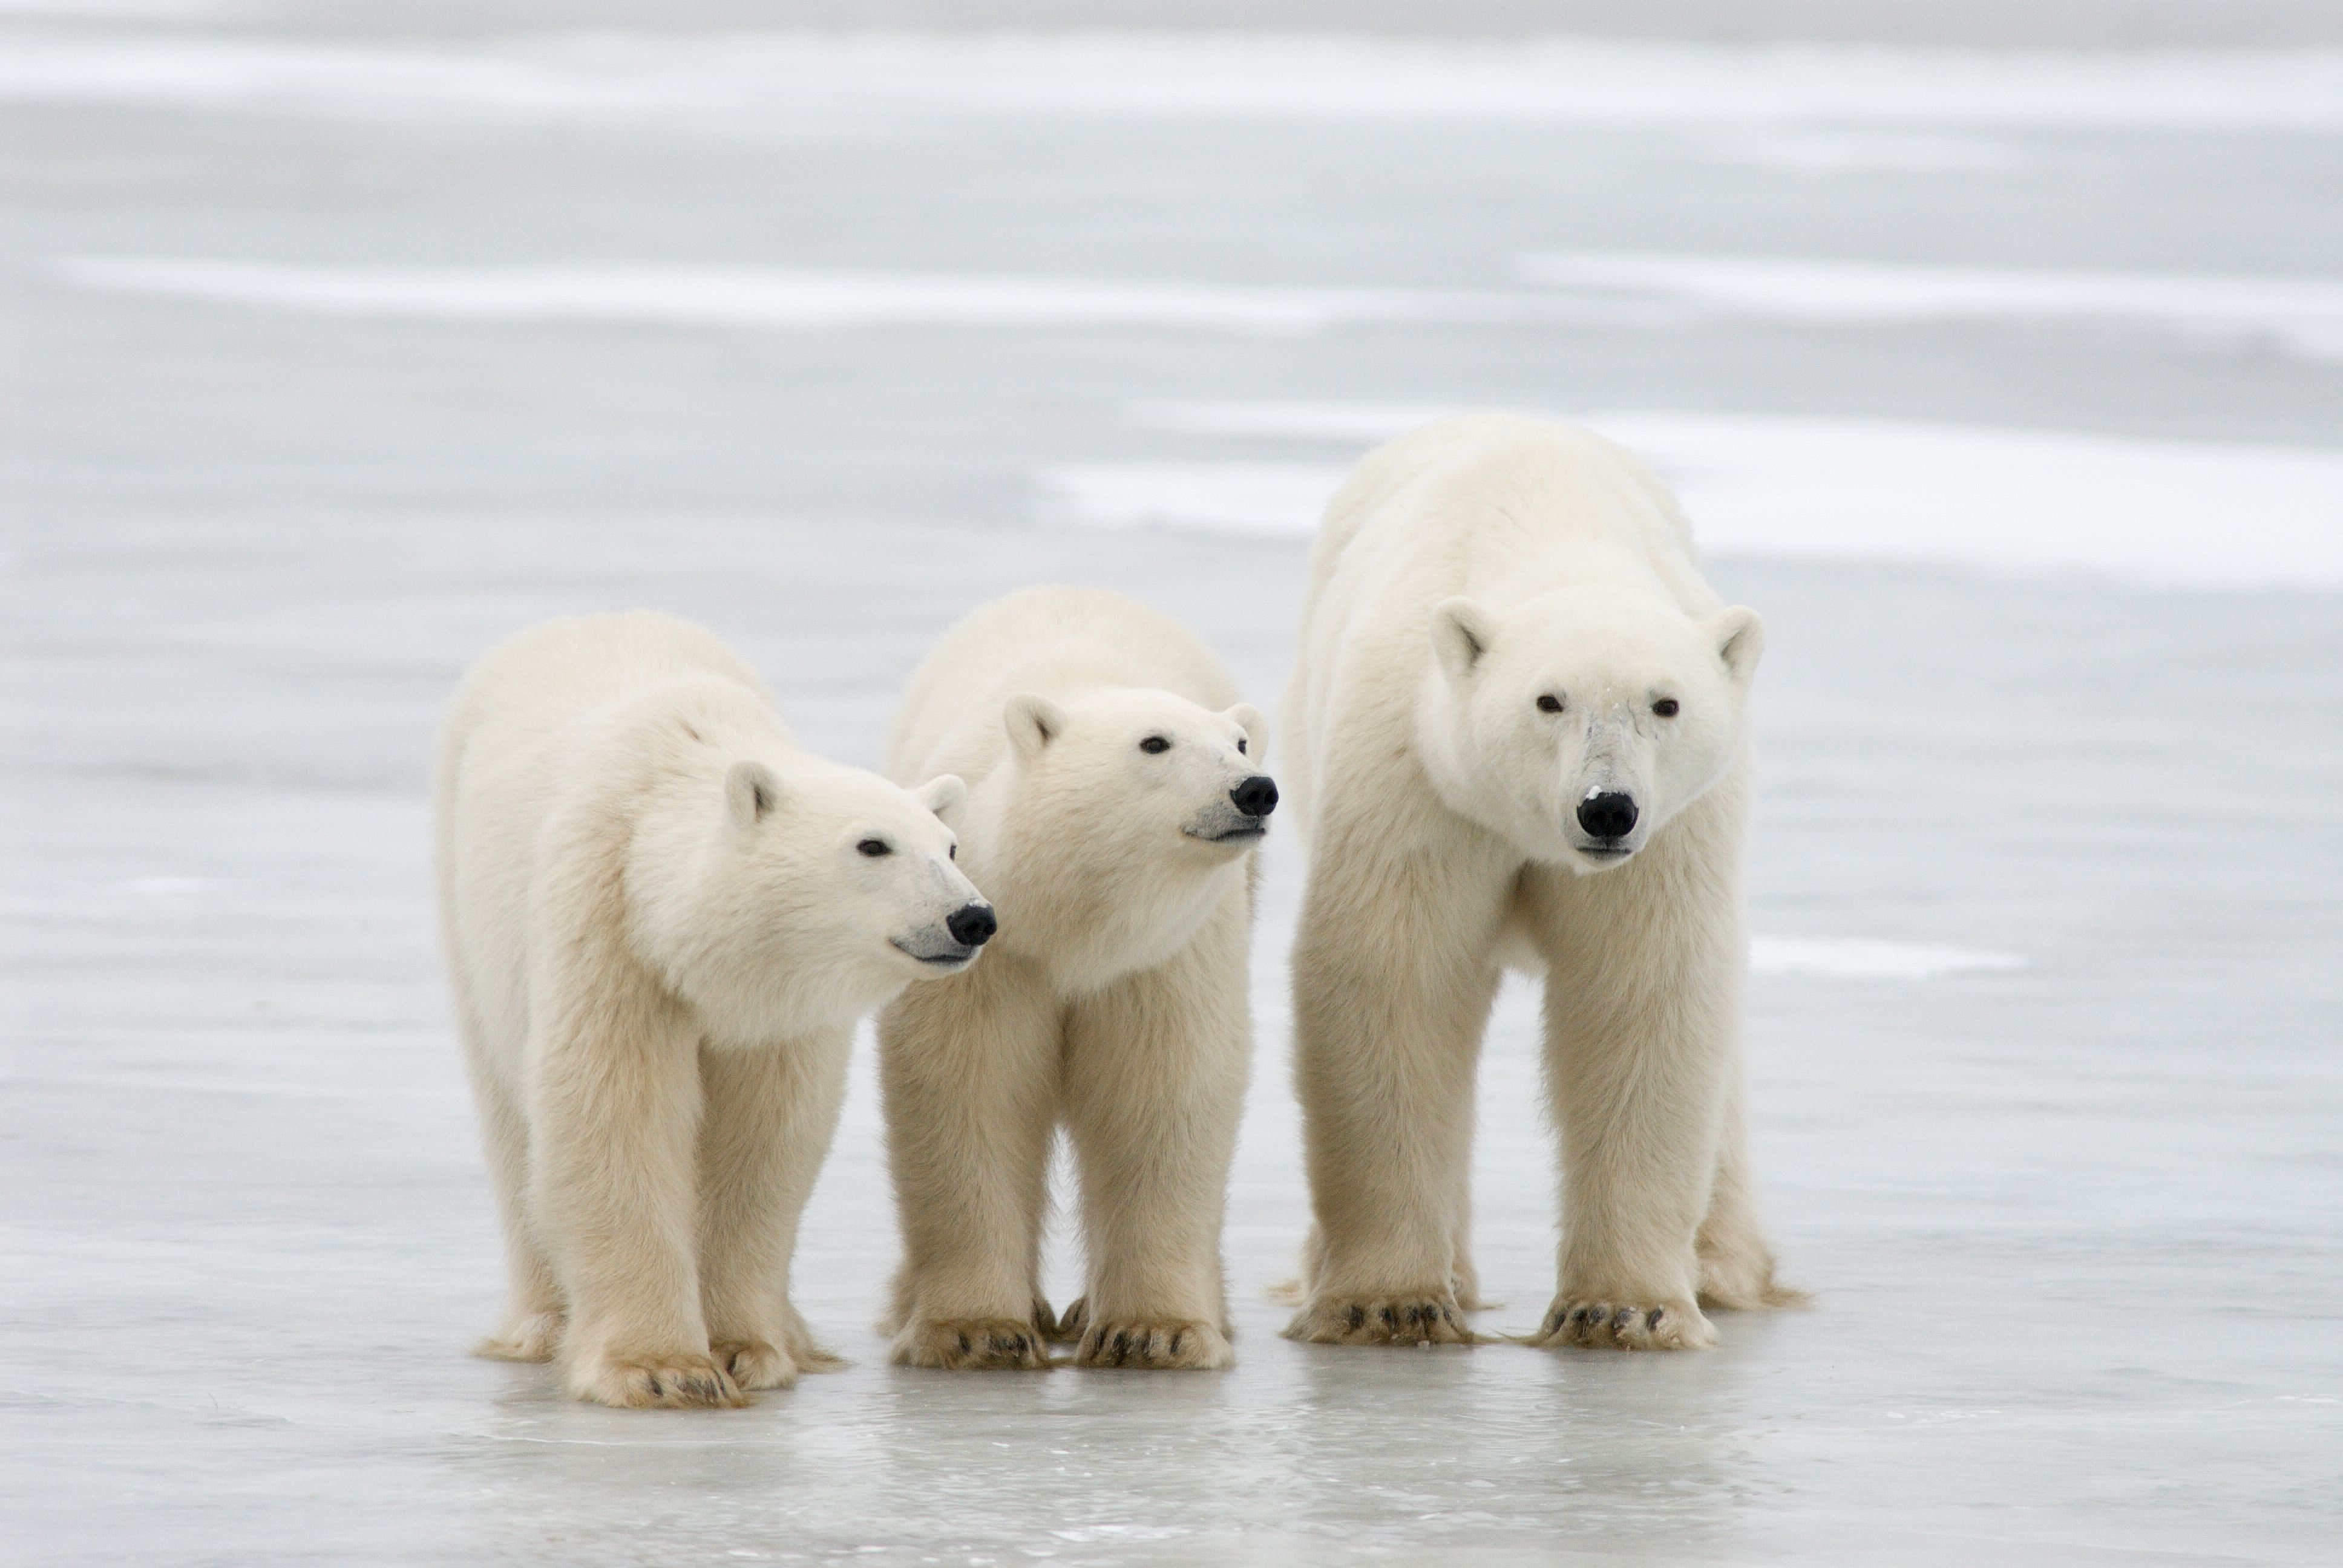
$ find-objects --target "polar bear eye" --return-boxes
[1653,699,1680,717]
[1236,737,1247,755]
[857,838,891,857]
[1139,736,1171,754]
[1536,694,1564,714]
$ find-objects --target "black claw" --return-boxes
[1542,1310,1563,1336]
[1168,1331,1184,1357]
[957,1333,971,1355]
[1612,1307,1634,1331]
[645,1374,663,1397]
[1345,1305,1366,1331]
[1647,1308,1664,1329]
[1380,1306,1398,1328]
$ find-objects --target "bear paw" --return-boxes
[474,1310,563,1364]
[775,1316,850,1374]
[568,1350,750,1409]
[1070,1318,1231,1370]
[711,1339,798,1391]
[1045,1296,1086,1345]
[1529,1298,1715,1351]
[891,1318,1051,1371]
[1283,1293,1481,1347]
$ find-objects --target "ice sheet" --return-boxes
[4,8,2341,1565]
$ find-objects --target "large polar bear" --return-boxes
[434,612,994,1408]
[877,586,1275,1371]
[1282,414,1800,1353]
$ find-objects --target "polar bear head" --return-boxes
[632,757,994,1042]
[1421,587,1762,874]
[961,687,1272,988]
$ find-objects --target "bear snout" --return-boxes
[945,902,998,948]
[1230,775,1279,818]
[1575,790,1638,841]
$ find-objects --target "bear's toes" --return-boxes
[1529,1296,1715,1352]
[1071,1318,1231,1370]
[1040,1296,1084,1345]
[573,1351,751,1410]
[474,1310,563,1364]
[891,1317,1053,1371]
[1282,1292,1481,1347]
[712,1339,799,1391]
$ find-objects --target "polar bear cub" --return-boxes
[877,586,1273,1371]
[1282,414,1800,1353]
[434,612,994,1408]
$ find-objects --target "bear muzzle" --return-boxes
[1185,775,1278,844]
[893,901,998,967]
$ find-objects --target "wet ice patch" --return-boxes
[1089,403,2343,589]
[4,32,2342,132]
[1751,937,2025,979]
[1521,252,2343,361]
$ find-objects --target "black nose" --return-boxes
[1576,791,1638,840]
[1230,775,1279,818]
[945,903,997,947]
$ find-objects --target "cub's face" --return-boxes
[1424,589,1761,872]
[1001,687,1275,865]
[721,760,994,985]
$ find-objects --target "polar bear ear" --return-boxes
[725,760,786,828]
[917,773,967,829]
[1430,597,1496,686]
[1709,606,1765,687]
[1004,693,1066,759]
[1225,702,1268,764]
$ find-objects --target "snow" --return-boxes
[5,29,2343,131]
[1521,252,2343,361]
[5,5,2342,1564]
[53,256,1631,336]
[1055,408,2343,587]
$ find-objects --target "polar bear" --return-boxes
[433,612,994,1408]
[876,586,1273,1371]
[1281,414,1800,1353]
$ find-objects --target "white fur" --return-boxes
[877,586,1268,1371]
[1282,414,1801,1353]
[433,612,988,1407]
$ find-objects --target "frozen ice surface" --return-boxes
[4,5,2341,1564]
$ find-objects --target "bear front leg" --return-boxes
[1286,831,1512,1347]
[694,1030,855,1392]
[1524,852,1738,1353]
[530,982,745,1408]
[1060,903,1251,1370]
[876,966,1058,1371]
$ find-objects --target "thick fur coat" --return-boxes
[877,587,1273,1370]
[434,612,989,1407]
[1281,415,1800,1352]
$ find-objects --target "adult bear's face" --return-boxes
[1424,587,1762,872]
